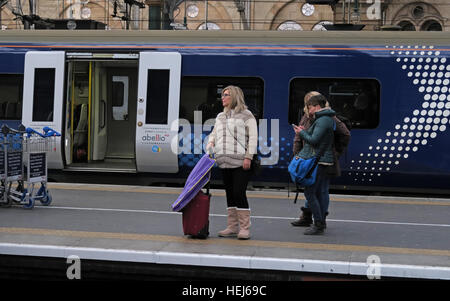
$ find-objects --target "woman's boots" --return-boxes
[291,207,313,227]
[304,220,325,235]
[218,207,239,237]
[218,208,251,240]
[292,208,329,234]
[236,209,251,240]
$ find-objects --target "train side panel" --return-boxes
[0,36,449,193]
[178,44,450,192]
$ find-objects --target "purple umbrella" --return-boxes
[171,154,216,212]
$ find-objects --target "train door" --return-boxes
[66,58,138,172]
[66,60,96,166]
[106,69,137,159]
[136,52,181,173]
[22,51,65,169]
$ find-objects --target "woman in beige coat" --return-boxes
[207,85,258,240]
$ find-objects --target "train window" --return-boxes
[289,78,380,129]
[179,77,264,123]
[112,81,124,107]
[0,74,23,120]
[112,76,128,121]
[32,68,55,122]
[146,69,169,124]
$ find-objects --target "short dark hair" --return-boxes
[306,94,327,108]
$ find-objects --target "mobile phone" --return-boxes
[291,124,297,127]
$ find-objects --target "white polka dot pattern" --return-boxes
[348,45,449,182]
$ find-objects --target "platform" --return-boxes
[0,183,449,280]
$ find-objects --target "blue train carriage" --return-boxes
[0,30,449,194]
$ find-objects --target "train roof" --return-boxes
[0,30,449,46]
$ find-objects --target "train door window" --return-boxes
[180,77,264,124]
[32,68,55,122]
[0,74,23,120]
[112,76,128,121]
[288,78,380,129]
[146,69,169,124]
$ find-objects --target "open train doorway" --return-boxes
[66,57,138,172]
[23,51,181,174]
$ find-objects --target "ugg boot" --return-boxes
[218,207,239,237]
[237,209,251,240]
[291,207,313,227]
[304,220,325,235]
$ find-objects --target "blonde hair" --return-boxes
[222,85,247,114]
[303,91,321,114]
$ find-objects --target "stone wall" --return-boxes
[0,0,448,31]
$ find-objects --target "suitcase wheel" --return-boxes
[189,221,209,239]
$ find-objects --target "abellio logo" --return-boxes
[142,133,166,142]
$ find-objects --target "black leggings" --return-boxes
[221,167,252,209]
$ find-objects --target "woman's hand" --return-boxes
[243,158,251,170]
[206,142,214,154]
[292,125,305,134]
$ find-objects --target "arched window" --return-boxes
[421,20,442,31]
[398,20,416,31]
[277,21,303,31]
[198,22,220,30]
[312,21,333,31]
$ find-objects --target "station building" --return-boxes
[0,0,448,31]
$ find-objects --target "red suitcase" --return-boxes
[182,190,210,239]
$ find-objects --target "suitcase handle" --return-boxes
[205,180,210,196]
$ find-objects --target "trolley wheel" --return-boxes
[22,189,34,209]
[0,189,11,208]
[40,191,52,206]
[0,198,12,208]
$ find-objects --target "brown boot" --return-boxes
[218,207,239,237]
[291,207,313,227]
[237,209,251,240]
[304,220,325,235]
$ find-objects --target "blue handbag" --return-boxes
[288,156,318,187]
[288,120,335,187]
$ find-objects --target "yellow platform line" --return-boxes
[47,183,450,206]
[1,227,449,257]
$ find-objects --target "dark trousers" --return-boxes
[303,165,330,223]
[221,167,252,209]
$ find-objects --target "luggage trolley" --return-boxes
[22,126,61,209]
[0,124,28,208]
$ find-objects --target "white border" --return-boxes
[1,243,449,280]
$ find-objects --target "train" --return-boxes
[0,30,449,194]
